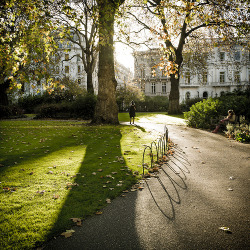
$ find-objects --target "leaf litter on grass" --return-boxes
[0,120,154,249]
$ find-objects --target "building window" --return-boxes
[67,42,71,49]
[185,72,190,84]
[219,72,225,83]
[65,66,69,73]
[234,71,240,83]
[78,65,81,74]
[162,83,166,93]
[55,66,59,74]
[151,83,156,94]
[65,54,69,60]
[151,67,156,78]
[219,52,225,61]
[186,92,190,100]
[78,79,81,84]
[140,68,145,78]
[203,91,208,99]
[202,72,208,85]
[58,42,63,48]
[234,51,240,61]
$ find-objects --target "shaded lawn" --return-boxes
[0,120,155,249]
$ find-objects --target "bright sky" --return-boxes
[115,43,134,72]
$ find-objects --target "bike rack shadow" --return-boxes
[142,125,191,221]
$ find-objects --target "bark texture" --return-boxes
[168,74,181,114]
[92,0,123,124]
[0,80,10,106]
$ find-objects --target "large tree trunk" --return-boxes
[86,69,94,95]
[0,80,10,106]
[168,73,181,114]
[92,1,119,124]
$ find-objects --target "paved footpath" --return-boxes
[44,115,250,250]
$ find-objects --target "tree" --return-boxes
[52,0,99,94]
[128,0,249,114]
[0,0,60,105]
[92,0,125,124]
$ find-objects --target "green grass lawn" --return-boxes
[0,118,157,249]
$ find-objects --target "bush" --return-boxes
[184,98,221,129]
[18,95,47,113]
[0,105,12,119]
[0,105,24,119]
[35,94,97,120]
[184,89,250,129]
[235,132,250,143]
[71,94,96,119]
[35,103,71,119]
[180,97,203,112]
[217,90,250,122]
[136,96,169,112]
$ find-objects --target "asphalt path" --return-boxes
[44,115,250,250]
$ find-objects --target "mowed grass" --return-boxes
[118,111,169,123]
[0,118,156,249]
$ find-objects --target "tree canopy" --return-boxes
[0,0,65,104]
[121,0,250,113]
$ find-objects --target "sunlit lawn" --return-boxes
[118,112,184,123]
[0,117,157,249]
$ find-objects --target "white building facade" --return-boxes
[21,35,132,96]
[133,44,250,103]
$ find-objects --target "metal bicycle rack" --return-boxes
[142,125,169,175]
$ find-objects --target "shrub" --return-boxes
[218,91,250,122]
[0,105,12,119]
[235,132,250,143]
[180,97,203,112]
[184,98,221,129]
[35,102,71,119]
[18,95,46,113]
[71,94,96,119]
[0,105,24,119]
[135,96,169,112]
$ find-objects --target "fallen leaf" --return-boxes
[219,227,232,234]
[106,198,111,204]
[36,190,45,195]
[95,211,103,215]
[61,229,75,238]
[71,218,82,226]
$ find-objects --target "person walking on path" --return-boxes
[129,101,136,124]
[212,109,235,133]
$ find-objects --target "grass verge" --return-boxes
[0,119,156,249]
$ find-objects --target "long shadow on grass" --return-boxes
[44,125,143,250]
